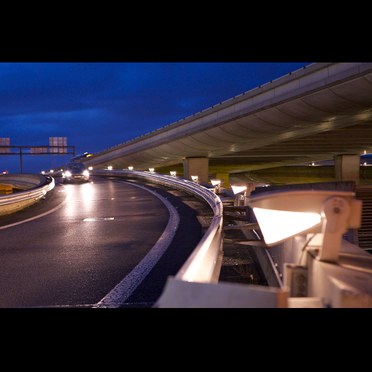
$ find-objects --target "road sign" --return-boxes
[0,138,10,154]
[49,137,68,154]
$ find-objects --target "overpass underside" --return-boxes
[227,165,372,186]
[84,63,372,188]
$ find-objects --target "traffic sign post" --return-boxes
[0,137,75,173]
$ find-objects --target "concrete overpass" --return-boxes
[83,62,372,185]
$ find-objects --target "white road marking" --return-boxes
[0,197,67,230]
[83,217,115,221]
[94,181,180,308]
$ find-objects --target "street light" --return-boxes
[248,189,362,262]
[170,171,177,176]
[231,184,247,206]
[210,179,221,194]
[128,166,134,171]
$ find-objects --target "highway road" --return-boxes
[0,176,210,308]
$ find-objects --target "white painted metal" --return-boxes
[0,174,55,215]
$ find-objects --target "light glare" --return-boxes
[211,179,221,186]
[253,207,321,246]
[231,185,247,195]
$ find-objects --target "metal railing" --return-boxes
[0,174,55,216]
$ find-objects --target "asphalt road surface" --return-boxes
[0,175,212,308]
[0,176,172,308]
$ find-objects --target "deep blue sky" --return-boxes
[0,62,310,173]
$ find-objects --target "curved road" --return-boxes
[0,176,171,308]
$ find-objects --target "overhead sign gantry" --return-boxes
[0,137,75,173]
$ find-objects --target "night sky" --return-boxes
[0,62,310,173]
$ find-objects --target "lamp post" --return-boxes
[231,185,247,206]
[248,188,366,307]
[191,175,199,183]
[248,189,362,262]
[210,179,221,194]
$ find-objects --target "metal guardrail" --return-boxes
[0,174,55,216]
[93,169,224,283]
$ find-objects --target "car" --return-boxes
[62,162,90,183]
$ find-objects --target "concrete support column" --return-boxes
[334,154,360,184]
[183,157,209,183]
